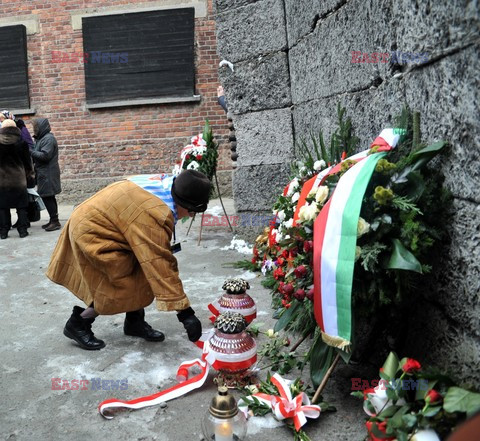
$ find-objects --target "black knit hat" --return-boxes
[171,170,211,212]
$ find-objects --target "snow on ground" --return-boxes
[220,236,253,254]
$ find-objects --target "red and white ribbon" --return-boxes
[207,300,257,324]
[239,373,321,431]
[98,330,256,419]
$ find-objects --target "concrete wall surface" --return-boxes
[214,0,480,386]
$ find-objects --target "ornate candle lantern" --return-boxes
[208,278,256,324]
[207,312,257,387]
[201,386,248,441]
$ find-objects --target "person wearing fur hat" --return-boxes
[0,119,35,239]
[31,118,62,231]
[46,169,211,350]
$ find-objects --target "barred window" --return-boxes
[0,25,30,110]
[82,8,195,107]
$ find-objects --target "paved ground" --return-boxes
[0,198,365,441]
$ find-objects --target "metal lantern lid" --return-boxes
[222,278,250,294]
[209,386,239,419]
[214,312,247,334]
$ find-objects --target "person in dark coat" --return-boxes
[0,119,35,239]
[16,119,34,152]
[31,118,62,231]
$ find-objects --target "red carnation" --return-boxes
[185,154,191,160]
[402,358,421,374]
[251,256,257,264]
[276,257,285,266]
[273,268,285,280]
[281,299,291,309]
[196,154,202,160]
[303,240,313,253]
[425,389,443,404]
[283,283,294,295]
[363,387,375,400]
[294,289,306,301]
[306,287,314,301]
[365,421,395,441]
[281,249,289,258]
[290,247,298,258]
[294,265,308,279]
[278,282,285,294]
[253,246,259,257]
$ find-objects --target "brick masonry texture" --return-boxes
[214,0,480,384]
[1,0,232,203]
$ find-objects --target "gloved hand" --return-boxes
[177,307,202,342]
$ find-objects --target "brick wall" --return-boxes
[1,0,231,203]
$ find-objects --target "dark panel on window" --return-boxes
[82,8,195,104]
[0,25,30,109]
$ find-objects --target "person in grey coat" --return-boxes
[31,118,62,231]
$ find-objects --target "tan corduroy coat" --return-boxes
[46,180,190,314]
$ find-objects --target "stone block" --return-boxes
[426,199,480,337]
[284,0,345,46]
[215,0,287,63]
[234,108,294,166]
[405,301,480,387]
[218,52,291,114]
[213,0,261,14]
[395,0,480,56]
[233,163,291,211]
[289,0,394,104]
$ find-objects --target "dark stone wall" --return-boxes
[214,0,480,385]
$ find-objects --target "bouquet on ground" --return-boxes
[353,352,480,441]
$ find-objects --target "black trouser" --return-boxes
[42,195,58,220]
[0,208,29,234]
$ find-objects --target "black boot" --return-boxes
[63,306,106,350]
[45,215,61,232]
[124,309,165,342]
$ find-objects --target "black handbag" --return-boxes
[27,194,41,222]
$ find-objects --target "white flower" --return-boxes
[299,166,308,176]
[186,161,199,170]
[276,210,286,222]
[261,260,274,275]
[172,164,182,176]
[410,430,441,441]
[291,192,300,203]
[246,385,259,395]
[357,217,370,237]
[191,133,206,147]
[286,178,299,197]
[355,246,361,261]
[298,202,319,223]
[315,186,329,205]
[266,329,275,338]
[314,160,326,171]
[283,218,293,229]
[364,381,406,416]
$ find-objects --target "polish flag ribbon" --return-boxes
[239,373,321,431]
[98,330,256,419]
[207,300,257,324]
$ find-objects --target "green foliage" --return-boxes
[249,106,451,423]
[358,352,479,440]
